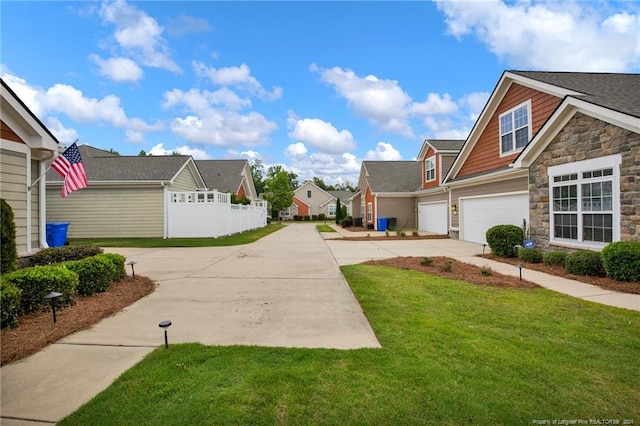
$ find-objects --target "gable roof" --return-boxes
[443,70,640,184]
[326,190,356,202]
[417,139,465,161]
[361,161,423,193]
[48,145,203,184]
[195,159,249,193]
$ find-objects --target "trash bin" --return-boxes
[377,217,388,231]
[353,217,363,227]
[46,222,70,247]
[387,217,397,230]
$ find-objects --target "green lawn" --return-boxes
[68,223,284,247]
[60,265,640,425]
[316,224,336,233]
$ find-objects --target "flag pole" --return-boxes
[28,139,78,191]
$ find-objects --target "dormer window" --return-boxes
[425,155,436,182]
[499,100,531,156]
[307,190,312,198]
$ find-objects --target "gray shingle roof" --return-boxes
[326,190,356,201]
[363,161,423,193]
[510,71,640,118]
[195,159,248,192]
[47,145,192,182]
[428,139,465,151]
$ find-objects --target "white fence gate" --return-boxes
[167,191,267,238]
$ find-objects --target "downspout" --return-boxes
[444,186,452,238]
[161,181,169,239]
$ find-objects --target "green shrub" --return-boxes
[480,265,493,276]
[518,247,543,263]
[441,260,453,272]
[100,253,127,282]
[3,265,78,313]
[565,250,605,277]
[29,245,104,266]
[312,215,318,221]
[420,257,433,266]
[485,225,524,258]
[304,215,311,221]
[601,241,640,282]
[0,278,22,328]
[1,198,18,274]
[63,255,116,296]
[318,214,326,221]
[544,251,568,267]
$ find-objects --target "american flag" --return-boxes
[51,142,88,198]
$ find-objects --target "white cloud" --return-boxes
[285,149,362,186]
[311,64,414,137]
[162,87,277,147]
[410,93,458,116]
[149,143,211,159]
[285,142,308,157]
[435,0,640,72]
[365,142,402,161]
[193,61,282,100]
[89,54,143,82]
[44,117,79,143]
[1,73,46,117]
[424,117,471,140]
[125,130,144,143]
[98,0,181,73]
[165,14,212,37]
[287,113,356,154]
[459,92,491,117]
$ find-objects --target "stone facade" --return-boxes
[528,112,640,251]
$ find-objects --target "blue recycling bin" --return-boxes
[377,217,388,231]
[46,222,70,247]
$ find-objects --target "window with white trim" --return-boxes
[425,155,436,182]
[499,101,531,155]
[549,155,620,247]
[328,204,336,217]
[367,202,372,222]
[307,190,312,198]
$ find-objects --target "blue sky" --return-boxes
[2,1,639,185]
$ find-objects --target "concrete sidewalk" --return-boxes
[1,224,379,425]
[324,225,640,312]
[2,223,638,425]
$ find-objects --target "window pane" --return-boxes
[515,127,528,148]
[514,106,528,128]
[500,114,512,133]
[554,213,578,240]
[583,214,613,243]
[501,134,513,153]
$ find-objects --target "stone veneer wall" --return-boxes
[528,112,640,251]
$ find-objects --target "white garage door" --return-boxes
[460,193,528,244]
[418,202,448,234]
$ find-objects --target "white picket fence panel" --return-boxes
[167,191,267,238]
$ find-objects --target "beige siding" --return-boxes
[377,197,416,229]
[450,176,528,228]
[416,191,448,204]
[30,159,40,248]
[294,182,333,216]
[47,186,164,238]
[440,154,456,182]
[171,167,200,191]
[1,149,28,253]
[351,193,362,218]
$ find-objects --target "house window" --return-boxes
[328,204,336,217]
[549,155,620,248]
[425,155,436,182]
[307,190,312,198]
[367,202,372,222]
[499,101,531,155]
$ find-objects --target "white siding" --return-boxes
[1,149,28,253]
[47,186,164,238]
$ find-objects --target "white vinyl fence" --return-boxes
[167,191,268,238]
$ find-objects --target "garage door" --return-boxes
[460,193,528,244]
[418,202,448,234]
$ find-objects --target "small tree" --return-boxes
[263,165,296,219]
[1,199,18,274]
[335,198,344,224]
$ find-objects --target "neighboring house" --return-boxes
[358,161,423,230]
[46,145,206,238]
[1,78,59,256]
[444,71,640,248]
[195,159,258,201]
[415,139,465,234]
[289,181,355,219]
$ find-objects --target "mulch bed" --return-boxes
[1,276,156,366]
[337,225,449,241]
[363,256,538,289]
[479,254,640,295]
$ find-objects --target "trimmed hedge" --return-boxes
[485,225,524,258]
[29,245,104,267]
[544,251,568,267]
[602,241,640,282]
[565,250,605,277]
[0,278,22,328]
[518,247,543,263]
[2,265,78,314]
[1,198,18,274]
[101,253,127,282]
[63,255,116,296]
